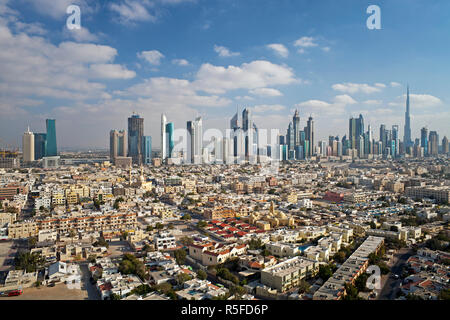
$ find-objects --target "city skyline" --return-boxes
[1,0,449,150]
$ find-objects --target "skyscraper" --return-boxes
[293,110,300,147]
[379,124,387,152]
[161,114,167,160]
[128,114,144,165]
[242,108,255,159]
[421,127,428,156]
[142,136,152,165]
[287,122,294,151]
[403,85,413,148]
[186,120,194,164]
[429,131,439,156]
[188,117,203,164]
[349,115,364,151]
[306,116,314,157]
[166,122,174,159]
[442,136,449,155]
[46,119,57,156]
[34,133,47,160]
[22,126,34,162]
[392,125,399,157]
[110,130,127,161]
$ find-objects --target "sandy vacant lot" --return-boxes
[2,283,88,300]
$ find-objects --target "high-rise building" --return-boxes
[404,85,413,149]
[223,137,231,164]
[186,120,194,164]
[110,130,127,161]
[161,114,167,160]
[46,119,57,156]
[128,114,144,165]
[421,127,428,156]
[392,125,399,157]
[429,131,439,156]
[293,110,300,147]
[188,117,203,164]
[142,136,152,165]
[34,133,47,160]
[306,116,314,157]
[242,108,255,160]
[287,122,294,151]
[166,122,174,159]
[442,136,449,154]
[349,115,364,150]
[22,127,34,162]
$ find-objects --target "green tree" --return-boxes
[118,254,146,280]
[343,283,362,300]
[318,264,333,281]
[180,236,194,246]
[110,293,122,300]
[176,273,192,285]
[181,214,191,221]
[28,237,37,248]
[14,251,44,272]
[197,269,207,280]
[439,288,450,300]
[334,251,346,263]
[298,280,310,294]
[197,220,207,229]
[174,249,187,265]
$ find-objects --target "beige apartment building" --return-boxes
[8,220,39,238]
[260,256,319,292]
[405,186,450,203]
[8,212,137,239]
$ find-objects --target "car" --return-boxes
[392,274,400,279]
[7,290,23,297]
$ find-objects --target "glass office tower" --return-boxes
[34,133,47,160]
[166,122,174,158]
[142,136,152,165]
[46,119,57,156]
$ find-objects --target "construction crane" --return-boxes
[0,137,19,159]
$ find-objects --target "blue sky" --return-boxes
[0,0,449,150]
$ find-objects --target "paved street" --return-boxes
[378,248,414,300]
[79,263,102,300]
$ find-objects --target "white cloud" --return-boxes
[138,50,165,65]
[194,60,298,94]
[363,100,383,105]
[125,77,231,108]
[89,64,136,79]
[267,43,289,58]
[251,104,286,113]
[110,0,156,24]
[172,58,189,66]
[332,82,382,94]
[390,82,402,87]
[0,21,134,106]
[214,45,240,57]
[249,87,283,97]
[375,83,386,88]
[295,94,357,116]
[322,46,331,52]
[388,94,442,108]
[62,26,99,42]
[294,36,318,48]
